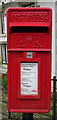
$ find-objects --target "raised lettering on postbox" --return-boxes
[10,12,48,22]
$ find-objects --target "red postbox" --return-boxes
[7,7,52,113]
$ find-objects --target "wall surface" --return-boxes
[0,12,2,35]
[55,2,57,88]
[55,2,57,77]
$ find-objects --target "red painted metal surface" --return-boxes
[7,7,52,113]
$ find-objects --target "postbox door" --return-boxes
[8,51,48,111]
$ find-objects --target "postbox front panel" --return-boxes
[7,8,52,113]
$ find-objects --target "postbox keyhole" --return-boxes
[16,80,18,82]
